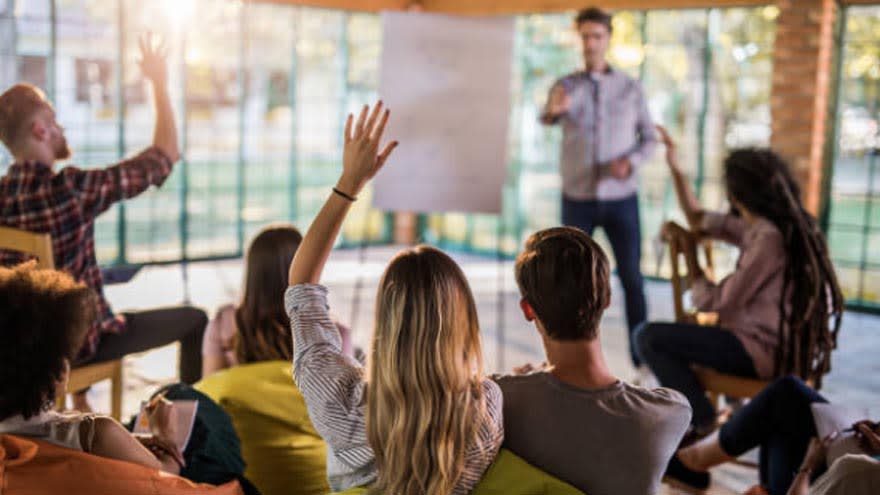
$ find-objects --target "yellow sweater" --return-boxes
[196,361,330,495]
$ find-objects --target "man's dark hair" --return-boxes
[0,262,94,420]
[575,7,613,32]
[515,227,610,341]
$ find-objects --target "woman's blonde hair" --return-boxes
[366,245,488,495]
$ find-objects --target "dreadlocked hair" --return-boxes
[723,149,844,388]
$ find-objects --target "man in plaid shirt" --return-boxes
[0,35,206,409]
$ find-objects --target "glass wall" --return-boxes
[3,1,874,309]
[0,0,392,266]
[422,7,778,281]
[826,5,880,309]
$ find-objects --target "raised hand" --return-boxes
[657,124,704,230]
[336,101,398,198]
[138,33,169,86]
[656,125,681,173]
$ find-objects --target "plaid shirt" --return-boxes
[0,147,174,359]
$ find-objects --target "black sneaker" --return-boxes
[664,454,710,492]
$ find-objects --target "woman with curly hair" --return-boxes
[0,262,256,493]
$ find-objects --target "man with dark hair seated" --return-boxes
[494,226,691,494]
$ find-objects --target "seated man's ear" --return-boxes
[519,298,536,322]
[31,120,48,141]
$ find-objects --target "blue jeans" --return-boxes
[719,376,828,495]
[562,194,646,366]
[635,321,757,428]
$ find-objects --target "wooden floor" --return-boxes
[81,246,879,494]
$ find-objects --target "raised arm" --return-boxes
[139,34,179,163]
[657,125,703,230]
[288,102,397,286]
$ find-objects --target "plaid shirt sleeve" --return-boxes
[61,146,174,219]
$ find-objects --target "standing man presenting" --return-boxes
[541,7,656,371]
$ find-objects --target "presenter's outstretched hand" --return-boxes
[336,101,399,198]
[547,84,571,117]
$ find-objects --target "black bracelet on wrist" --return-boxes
[332,187,357,202]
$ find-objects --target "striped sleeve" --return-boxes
[285,284,376,489]
[456,379,504,494]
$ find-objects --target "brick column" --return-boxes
[770,0,837,214]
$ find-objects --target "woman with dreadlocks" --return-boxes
[635,126,844,441]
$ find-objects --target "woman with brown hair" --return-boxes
[202,224,351,376]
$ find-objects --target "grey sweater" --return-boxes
[495,373,691,495]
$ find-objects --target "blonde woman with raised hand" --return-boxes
[286,102,503,494]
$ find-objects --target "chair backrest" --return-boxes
[0,434,244,495]
[663,221,714,323]
[0,225,54,269]
[195,361,329,495]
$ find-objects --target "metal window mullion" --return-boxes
[856,95,880,304]
[697,9,717,199]
[115,0,127,264]
[819,5,848,234]
[47,0,56,101]
[334,12,351,242]
[236,1,247,255]
[179,34,189,262]
[289,8,299,223]
[9,0,19,84]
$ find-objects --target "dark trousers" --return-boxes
[81,306,207,384]
[635,321,758,429]
[719,376,827,495]
[562,194,647,366]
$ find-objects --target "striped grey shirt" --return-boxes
[542,67,657,201]
[286,283,504,493]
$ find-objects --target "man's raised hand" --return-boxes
[138,33,169,86]
[548,84,571,117]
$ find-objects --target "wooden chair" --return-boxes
[0,225,123,419]
[662,221,771,405]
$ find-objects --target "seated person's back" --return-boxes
[497,226,691,494]
[498,373,689,494]
[196,360,329,495]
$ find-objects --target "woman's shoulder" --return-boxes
[479,379,504,423]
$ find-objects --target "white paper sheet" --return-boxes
[374,12,514,214]
[811,403,870,465]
